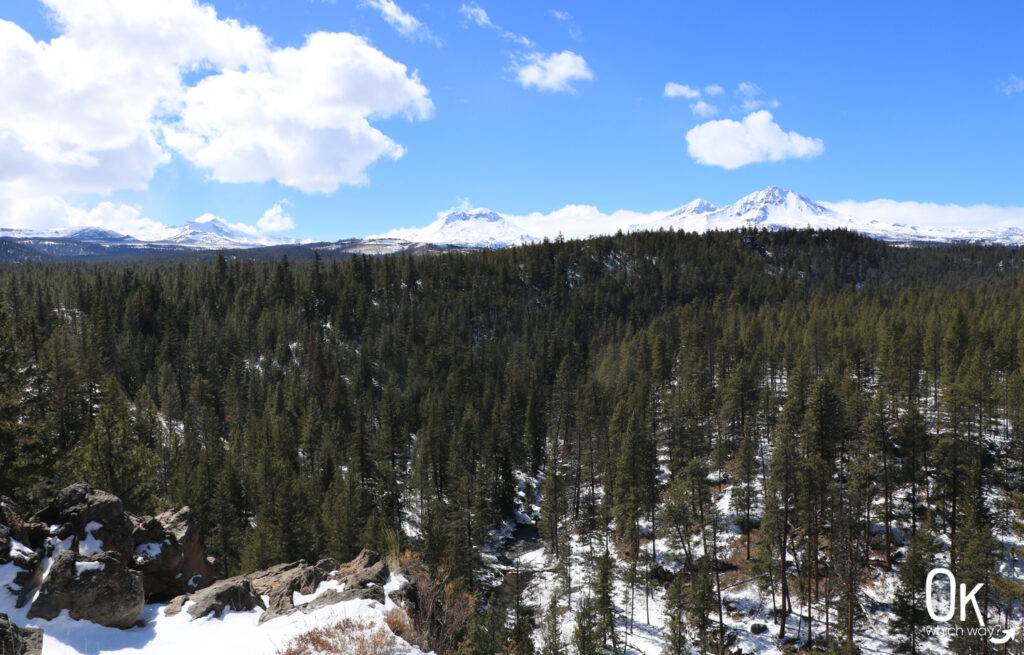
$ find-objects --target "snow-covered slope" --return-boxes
[372,208,538,248]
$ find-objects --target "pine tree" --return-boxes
[892,516,938,655]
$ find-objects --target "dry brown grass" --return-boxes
[275,618,401,655]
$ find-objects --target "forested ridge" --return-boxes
[3,228,1024,654]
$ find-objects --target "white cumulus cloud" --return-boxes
[822,199,1024,230]
[256,203,295,232]
[685,111,824,169]
[514,51,593,93]
[0,0,433,205]
[704,84,725,96]
[361,0,440,45]
[664,82,701,99]
[164,31,433,193]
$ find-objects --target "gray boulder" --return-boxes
[334,549,388,590]
[27,551,144,629]
[299,585,385,612]
[165,577,265,620]
[132,507,217,601]
[0,613,43,655]
[251,549,389,624]
[30,484,134,562]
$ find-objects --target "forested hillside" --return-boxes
[3,228,1024,654]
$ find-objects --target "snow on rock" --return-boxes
[77,522,104,556]
[73,561,105,576]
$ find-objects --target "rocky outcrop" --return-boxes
[0,613,43,655]
[250,560,327,623]
[0,499,40,604]
[27,550,144,629]
[30,483,135,562]
[166,549,390,624]
[299,585,385,611]
[132,507,218,601]
[333,549,388,590]
[5,483,217,612]
[165,577,265,620]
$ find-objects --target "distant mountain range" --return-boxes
[0,216,306,250]
[2,188,1022,262]
[376,187,1024,248]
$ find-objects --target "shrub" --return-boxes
[276,618,401,655]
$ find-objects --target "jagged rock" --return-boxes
[133,507,217,601]
[250,549,389,624]
[314,558,341,573]
[165,577,265,620]
[299,585,385,612]
[30,483,134,561]
[750,622,768,635]
[256,561,326,624]
[247,561,312,596]
[27,550,144,629]
[334,549,388,590]
[0,613,43,655]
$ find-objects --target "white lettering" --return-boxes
[926,568,956,622]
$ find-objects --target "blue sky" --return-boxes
[1,0,1022,240]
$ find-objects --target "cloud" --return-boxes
[515,51,593,93]
[1002,75,1024,95]
[458,3,533,47]
[664,82,701,99]
[459,3,495,28]
[256,204,295,232]
[361,0,440,45]
[0,0,433,200]
[690,100,718,117]
[704,84,725,96]
[685,111,824,169]
[821,199,1024,230]
[736,81,780,111]
[550,10,581,40]
[164,31,433,193]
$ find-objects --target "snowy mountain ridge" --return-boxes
[376,186,1024,248]
[5,187,1024,253]
[0,217,306,249]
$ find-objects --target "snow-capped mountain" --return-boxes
[381,187,1024,248]
[637,187,885,234]
[151,217,303,248]
[373,208,538,248]
[0,218,305,250]
[5,187,1024,256]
